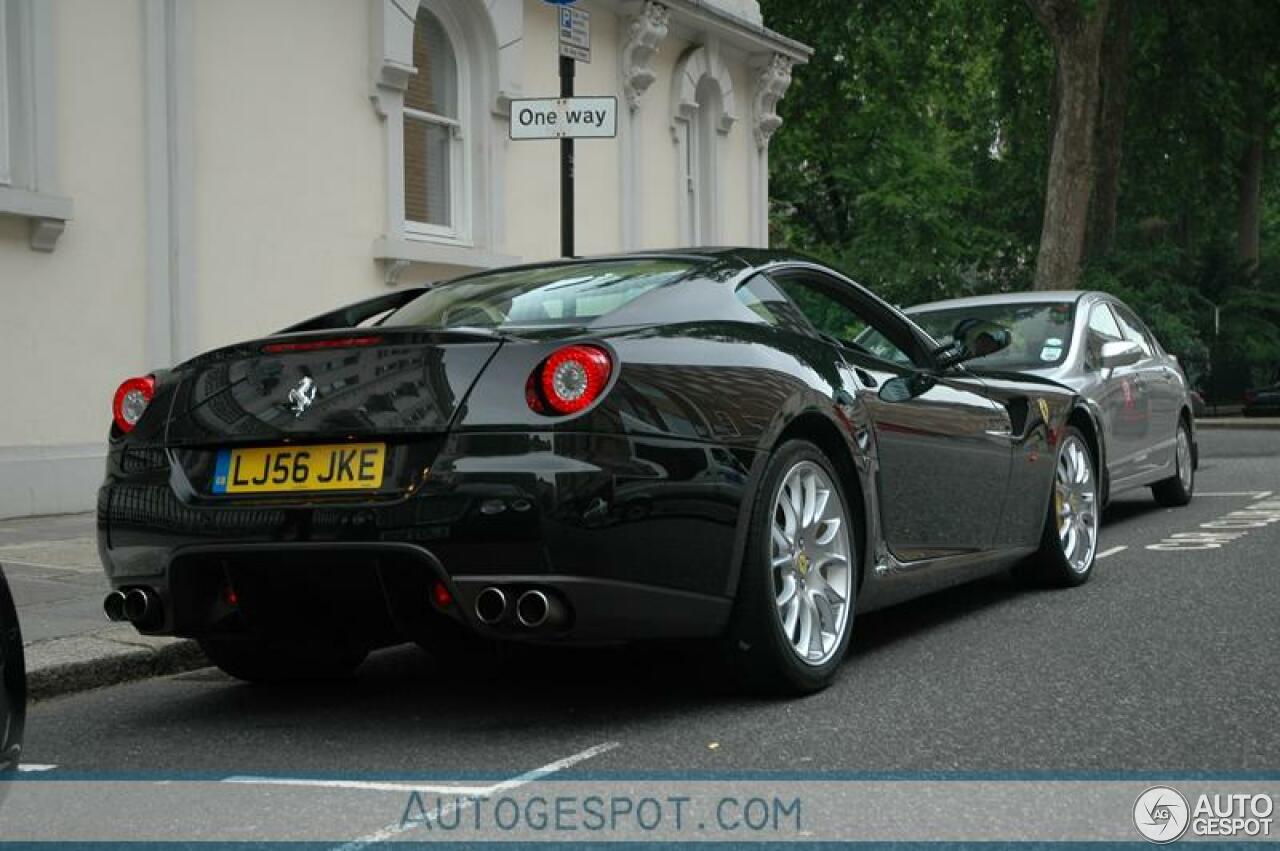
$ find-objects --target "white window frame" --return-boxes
[0,0,70,251]
[693,81,722,244]
[402,6,471,246]
[679,121,698,243]
[0,7,10,186]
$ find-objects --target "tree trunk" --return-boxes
[1235,115,1266,274]
[1087,0,1131,260]
[1025,0,1112,291]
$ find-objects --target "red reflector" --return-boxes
[432,581,453,609]
[262,336,382,354]
[223,585,239,607]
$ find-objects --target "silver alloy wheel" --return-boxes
[770,460,853,666]
[1176,425,1193,492]
[1055,435,1099,573]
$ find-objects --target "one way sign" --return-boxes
[509,97,617,140]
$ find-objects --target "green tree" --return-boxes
[763,0,1280,397]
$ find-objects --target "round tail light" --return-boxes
[527,345,613,415]
[112,376,156,433]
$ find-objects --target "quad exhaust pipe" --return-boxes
[472,586,569,630]
[103,590,127,622]
[515,590,567,629]
[103,587,162,628]
[474,587,508,625]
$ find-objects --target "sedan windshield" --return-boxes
[380,259,697,330]
[909,301,1077,370]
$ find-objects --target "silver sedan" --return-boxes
[902,291,1197,508]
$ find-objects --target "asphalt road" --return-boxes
[7,428,1279,839]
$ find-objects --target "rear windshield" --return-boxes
[908,301,1077,370]
[380,259,695,330]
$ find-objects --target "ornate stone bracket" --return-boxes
[752,53,793,149]
[368,0,421,118]
[621,2,670,111]
[382,258,412,287]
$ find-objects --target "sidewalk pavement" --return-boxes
[1196,416,1280,430]
[0,512,205,701]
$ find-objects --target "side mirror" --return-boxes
[935,318,1012,368]
[1098,340,1142,369]
[879,372,937,403]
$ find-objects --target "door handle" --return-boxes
[985,414,1013,437]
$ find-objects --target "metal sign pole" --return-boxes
[560,55,575,258]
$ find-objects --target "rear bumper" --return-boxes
[97,431,754,644]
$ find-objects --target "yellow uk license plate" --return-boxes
[211,443,386,494]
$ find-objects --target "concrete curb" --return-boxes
[25,626,208,702]
[1196,417,1280,430]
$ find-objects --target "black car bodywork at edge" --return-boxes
[0,565,26,783]
[97,249,1090,691]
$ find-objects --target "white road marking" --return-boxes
[223,777,493,795]
[17,764,57,772]
[319,740,619,851]
[1096,545,1127,559]
[1198,491,1273,499]
[1146,492,1280,551]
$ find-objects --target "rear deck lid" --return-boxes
[162,329,502,447]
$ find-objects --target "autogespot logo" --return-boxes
[1134,786,1191,843]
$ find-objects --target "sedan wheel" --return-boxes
[1055,435,1099,573]
[1020,427,1099,587]
[1152,420,1195,507]
[728,440,857,693]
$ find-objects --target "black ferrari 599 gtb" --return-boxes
[98,249,1100,693]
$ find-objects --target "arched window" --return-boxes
[671,46,736,246]
[690,77,723,244]
[403,8,465,238]
[371,0,522,275]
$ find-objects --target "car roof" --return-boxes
[907,291,1096,314]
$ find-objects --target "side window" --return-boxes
[1088,304,1122,342]
[1085,303,1124,367]
[771,272,917,366]
[1112,305,1154,357]
[734,275,815,336]
[776,276,869,341]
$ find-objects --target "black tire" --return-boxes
[0,568,26,771]
[1018,426,1099,588]
[199,636,367,683]
[725,439,857,695]
[1151,419,1195,507]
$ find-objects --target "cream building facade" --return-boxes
[0,0,808,518]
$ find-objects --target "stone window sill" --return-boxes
[0,186,73,251]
